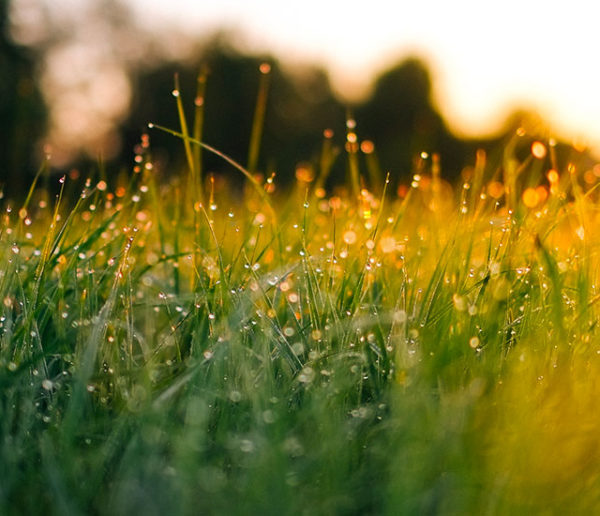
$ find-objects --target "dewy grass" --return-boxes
[2,78,600,515]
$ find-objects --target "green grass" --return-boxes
[2,80,600,515]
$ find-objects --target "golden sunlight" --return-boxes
[127,0,600,151]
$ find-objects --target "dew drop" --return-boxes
[469,336,480,349]
[298,366,315,383]
[229,390,242,402]
[42,379,53,391]
[291,342,305,355]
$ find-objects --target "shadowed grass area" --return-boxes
[2,79,600,515]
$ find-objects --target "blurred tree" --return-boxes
[121,40,346,187]
[0,0,47,195]
[355,58,468,181]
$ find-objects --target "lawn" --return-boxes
[1,75,599,515]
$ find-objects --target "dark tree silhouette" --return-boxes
[120,49,478,191]
[0,0,47,195]
[121,41,346,186]
[355,58,468,181]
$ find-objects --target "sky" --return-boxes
[127,0,600,148]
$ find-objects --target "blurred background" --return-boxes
[2,0,599,196]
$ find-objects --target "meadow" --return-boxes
[1,70,600,515]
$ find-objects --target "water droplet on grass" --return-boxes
[263,410,275,424]
[42,379,53,391]
[229,390,242,402]
[298,367,315,383]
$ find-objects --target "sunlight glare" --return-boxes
[127,0,600,151]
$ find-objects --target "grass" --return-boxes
[2,72,600,515]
